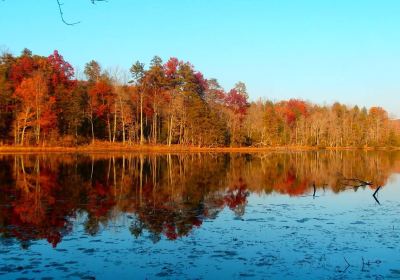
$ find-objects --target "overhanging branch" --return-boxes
[56,0,80,25]
[56,0,107,25]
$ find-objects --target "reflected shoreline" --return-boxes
[0,151,399,247]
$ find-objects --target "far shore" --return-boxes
[0,143,399,154]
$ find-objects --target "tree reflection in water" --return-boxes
[0,151,399,247]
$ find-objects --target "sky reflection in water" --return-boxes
[0,151,400,279]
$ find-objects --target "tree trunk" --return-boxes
[15,119,19,145]
[36,124,40,146]
[168,115,174,146]
[21,125,26,146]
[179,122,183,145]
[152,112,157,144]
[113,103,117,142]
[90,117,95,144]
[21,109,30,146]
[107,116,112,143]
[119,98,126,144]
[140,91,144,145]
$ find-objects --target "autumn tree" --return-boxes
[143,56,166,143]
[1,48,400,148]
[14,72,55,145]
[0,51,15,143]
[86,78,114,143]
[84,60,101,83]
[368,107,389,146]
[130,61,145,145]
[45,50,76,140]
[225,82,249,146]
[163,57,180,146]
[108,67,132,144]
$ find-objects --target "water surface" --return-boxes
[1,151,400,279]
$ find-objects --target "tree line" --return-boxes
[0,48,399,147]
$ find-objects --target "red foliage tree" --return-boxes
[278,99,309,126]
[164,57,179,78]
[87,79,114,142]
[47,50,75,90]
[225,89,248,118]
[9,56,37,87]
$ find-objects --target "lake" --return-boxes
[1,151,400,279]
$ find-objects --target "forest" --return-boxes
[0,48,399,148]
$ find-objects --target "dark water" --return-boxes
[1,151,400,279]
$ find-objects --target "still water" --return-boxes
[0,151,400,279]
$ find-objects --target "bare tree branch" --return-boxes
[372,186,382,205]
[56,0,107,25]
[56,0,80,25]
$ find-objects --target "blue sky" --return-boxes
[1,0,399,116]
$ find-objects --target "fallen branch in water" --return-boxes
[301,182,320,198]
[373,186,382,205]
[373,186,382,197]
[337,257,351,273]
[313,183,316,198]
[361,257,381,272]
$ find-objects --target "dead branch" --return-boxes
[337,257,351,273]
[56,0,80,25]
[312,182,316,198]
[373,186,382,197]
[362,257,381,272]
[373,186,382,205]
[56,0,107,25]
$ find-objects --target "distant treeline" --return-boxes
[0,48,399,147]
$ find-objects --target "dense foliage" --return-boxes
[0,49,399,147]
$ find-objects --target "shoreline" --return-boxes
[0,144,399,154]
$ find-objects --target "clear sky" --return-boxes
[1,0,399,116]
